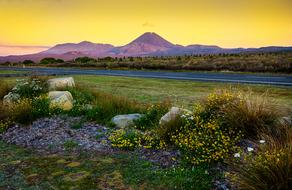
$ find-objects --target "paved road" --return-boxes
[1,67,292,87]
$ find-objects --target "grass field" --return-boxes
[0,70,27,74]
[73,75,292,110]
[2,74,292,109]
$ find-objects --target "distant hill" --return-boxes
[1,32,292,63]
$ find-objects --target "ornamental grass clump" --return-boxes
[86,90,145,125]
[7,98,34,124]
[0,81,11,99]
[221,91,279,139]
[227,122,292,190]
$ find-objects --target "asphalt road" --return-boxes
[1,67,292,87]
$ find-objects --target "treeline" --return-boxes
[7,52,292,73]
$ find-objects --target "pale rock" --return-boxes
[159,107,191,125]
[3,92,20,105]
[48,91,73,111]
[47,77,75,90]
[111,114,143,128]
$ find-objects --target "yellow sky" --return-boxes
[0,0,292,55]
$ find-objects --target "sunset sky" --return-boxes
[0,0,292,55]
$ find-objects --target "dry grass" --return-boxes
[221,91,280,139]
[228,122,292,190]
[0,81,12,99]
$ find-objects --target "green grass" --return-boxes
[0,70,27,74]
[72,75,292,109]
[2,75,292,109]
[0,141,212,190]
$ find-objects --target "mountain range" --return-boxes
[1,32,292,63]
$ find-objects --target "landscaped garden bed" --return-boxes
[0,76,291,190]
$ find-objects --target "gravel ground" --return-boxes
[0,116,181,167]
[0,116,112,152]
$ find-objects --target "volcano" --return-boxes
[1,32,292,63]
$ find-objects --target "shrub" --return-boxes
[169,90,245,165]
[66,86,94,116]
[12,77,48,98]
[109,129,142,150]
[0,119,12,133]
[195,89,279,138]
[23,60,34,64]
[40,57,64,64]
[227,123,292,190]
[141,130,166,149]
[75,56,97,64]
[197,89,240,121]
[134,101,170,130]
[31,96,51,119]
[172,115,242,165]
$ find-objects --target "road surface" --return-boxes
[0,67,292,87]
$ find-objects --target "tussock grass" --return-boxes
[228,122,292,190]
[221,91,280,139]
[71,85,147,125]
[0,81,12,99]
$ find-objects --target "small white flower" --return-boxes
[234,153,240,158]
[259,140,265,144]
[247,147,254,152]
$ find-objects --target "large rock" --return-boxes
[279,116,292,125]
[3,92,20,105]
[159,107,191,125]
[47,77,75,90]
[111,114,143,128]
[48,91,73,111]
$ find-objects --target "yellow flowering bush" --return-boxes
[141,131,166,149]
[0,119,12,133]
[172,115,242,165]
[109,129,167,150]
[109,129,142,150]
[171,90,244,165]
[199,90,241,121]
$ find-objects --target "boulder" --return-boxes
[3,92,20,105]
[48,91,73,111]
[159,107,191,125]
[279,116,292,125]
[111,114,143,128]
[47,77,75,90]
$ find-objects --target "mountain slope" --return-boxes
[1,32,292,63]
[41,41,114,56]
[113,32,177,56]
